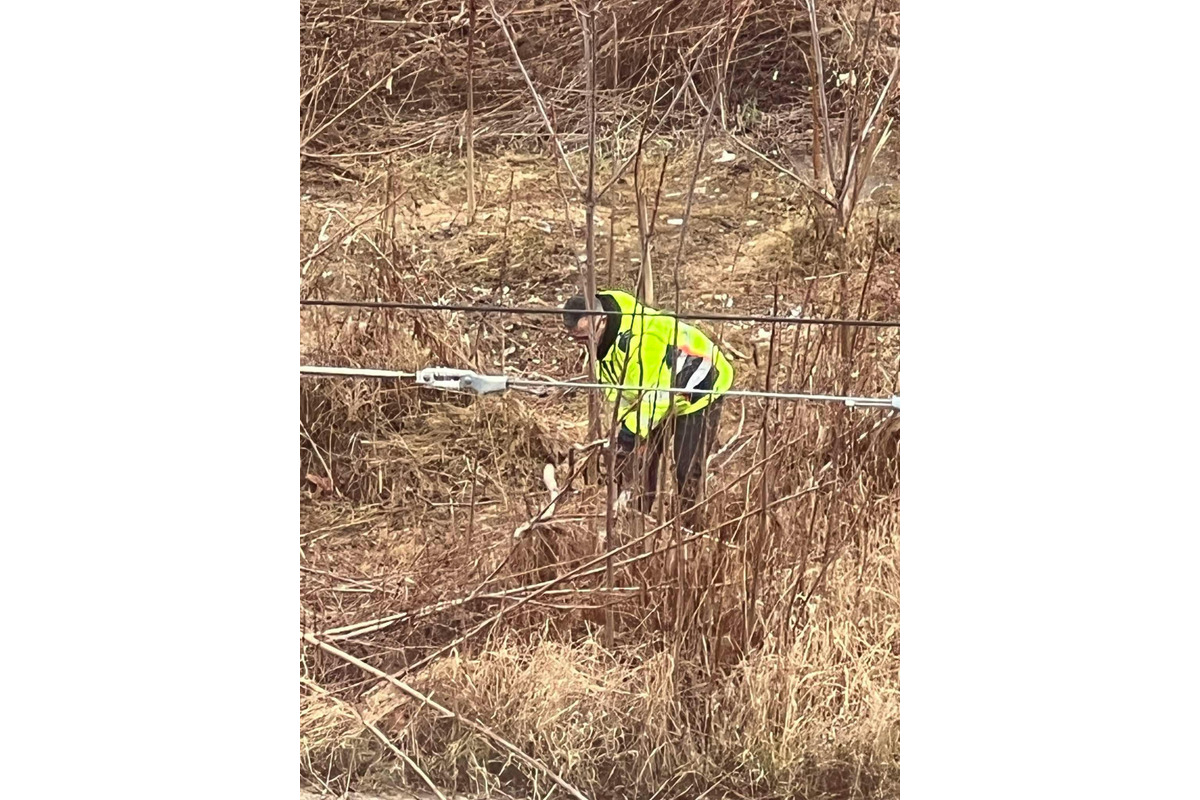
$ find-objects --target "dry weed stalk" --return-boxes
[466,0,478,223]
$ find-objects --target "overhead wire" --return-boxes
[300,298,900,328]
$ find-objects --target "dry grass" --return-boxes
[301,1,899,797]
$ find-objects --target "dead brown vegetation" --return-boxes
[301,1,899,798]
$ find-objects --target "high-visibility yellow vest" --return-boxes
[595,290,734,439]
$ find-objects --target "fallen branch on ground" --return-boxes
[303,633,594,800]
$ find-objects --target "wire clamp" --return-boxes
[415,367,510,395]
[843,394,901,410]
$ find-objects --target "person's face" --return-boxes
[567,314,604,345]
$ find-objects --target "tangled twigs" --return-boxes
[302,677,448,800]
[376,442,830,683]
[360,717,448,800]
[488,0,584,193]
[329,424,823,650]
[299,186,412,267]
[302,633,594,800]
[301,51,425,149]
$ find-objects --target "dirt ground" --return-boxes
[301,132,899,379]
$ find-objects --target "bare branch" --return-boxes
[804,0,837,192]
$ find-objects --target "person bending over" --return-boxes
[562,289,733,520]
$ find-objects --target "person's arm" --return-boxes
[617,327,674,440]
[608,328,673,488]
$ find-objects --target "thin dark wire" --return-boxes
[299,298,900,328]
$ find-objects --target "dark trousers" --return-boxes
[638,399,723,519]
